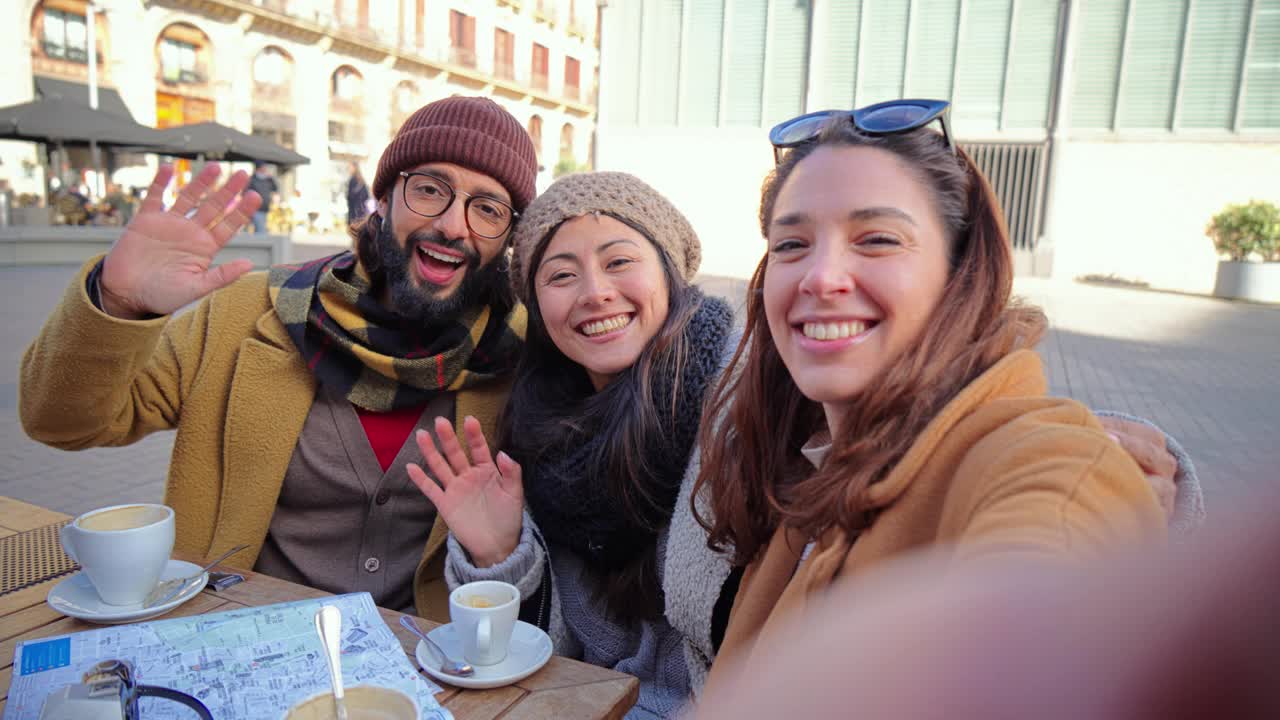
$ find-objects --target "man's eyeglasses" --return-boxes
[768,99,954,164]
[397,171,518,239]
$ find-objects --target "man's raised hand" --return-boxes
[98,163,262,319]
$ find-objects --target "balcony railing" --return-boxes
[494,61,516,82]
[563,84,580,102]
[338,23,385,45]
[253,0,291,13]
[533,3,558,26]
[158,64,209,87]
[449,47,477,68]
[567,14,592,39]
[43,41,89,64]
[329,97,364,118]
[531,72,549,92]
[253,83,294,108]
[327,120,366,145]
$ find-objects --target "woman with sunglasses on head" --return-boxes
[407,106,1200,716]
[407,171,740,719]
[695,100,1188,694]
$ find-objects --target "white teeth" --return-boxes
[580,314,632,336]
[419,246,464,264]
[801,320,868,341]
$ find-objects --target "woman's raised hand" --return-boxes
[98,163,262,319]
[408,416,525,568]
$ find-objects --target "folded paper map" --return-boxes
[5,592,450,720]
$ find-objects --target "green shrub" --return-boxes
[553,157,580,178]
[1206,200,1280,262]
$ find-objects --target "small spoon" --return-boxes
[399,615,474,677]
[315,605,349,720]
[143,544,249,608]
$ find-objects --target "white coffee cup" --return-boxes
[283,685,418,720]
[449,580,520,666]
[59,503,175,606]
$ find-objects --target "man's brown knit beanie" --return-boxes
[372,96,537,211]
[509,171,702,303]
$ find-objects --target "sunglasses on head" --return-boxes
[768,99,954,164]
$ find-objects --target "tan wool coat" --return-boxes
[20,257,519,620]
[706,350,1167,694]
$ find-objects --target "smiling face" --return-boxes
[533,214,671,391]
[374,161,513,320]
[763,145,952,432]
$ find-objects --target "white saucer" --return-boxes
[415,620,553,690]
[46,559,209,625]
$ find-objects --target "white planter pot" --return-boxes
[1213,261,1280,303]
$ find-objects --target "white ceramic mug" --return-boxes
[449,580,520,666]
[59,503,175,606]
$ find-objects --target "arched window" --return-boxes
[252,46,294,108]
[559,123,574,161]
[528,115,543,161]
[329,66,366,150]
[391,80,419,132]
[156,23,212,87]
[254,46,291,86]
[331,66,364,104]
[31,0,108,79]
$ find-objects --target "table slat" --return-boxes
[0,603,63,644]
[439,684,526,719]
[0,581,64,628]
[503,680,639,720]
[0,498,69,534]
[201,568,329,607]
[515,656,638,693]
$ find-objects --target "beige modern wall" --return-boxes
[596,126,774,280]
[1045,140,1280,295]
[600,125,1280,295]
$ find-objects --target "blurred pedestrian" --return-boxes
[104,182,131,225]
[346,161,371,225]
[247,162,278,234]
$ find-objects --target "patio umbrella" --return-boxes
[0,96,176,148]
[0,96,184,203]
[126,122,309,166]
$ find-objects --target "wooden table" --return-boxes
[0,497,638,719]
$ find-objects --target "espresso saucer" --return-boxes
[415,620,553,689]
[46,559,208,625]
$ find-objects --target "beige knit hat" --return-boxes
[509,171,702,303]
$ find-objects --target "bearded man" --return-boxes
[21,97,535,619]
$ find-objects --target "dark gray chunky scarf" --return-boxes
[523,292,735,572]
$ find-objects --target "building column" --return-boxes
[292,40,335,229]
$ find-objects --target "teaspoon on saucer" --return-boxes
[399,615,474,677]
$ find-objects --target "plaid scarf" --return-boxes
[268,251,524,411]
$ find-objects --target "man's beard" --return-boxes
[374,215,502,323]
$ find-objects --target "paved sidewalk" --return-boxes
[3,263,1277,519]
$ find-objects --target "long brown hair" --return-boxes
[499,212,701,622]
[694,120,1047,566]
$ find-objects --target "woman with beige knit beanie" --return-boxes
[406,170,742,717]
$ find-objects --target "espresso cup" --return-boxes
[283,686,418,720]
[449,580,519,666]
[59,503,175,606]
